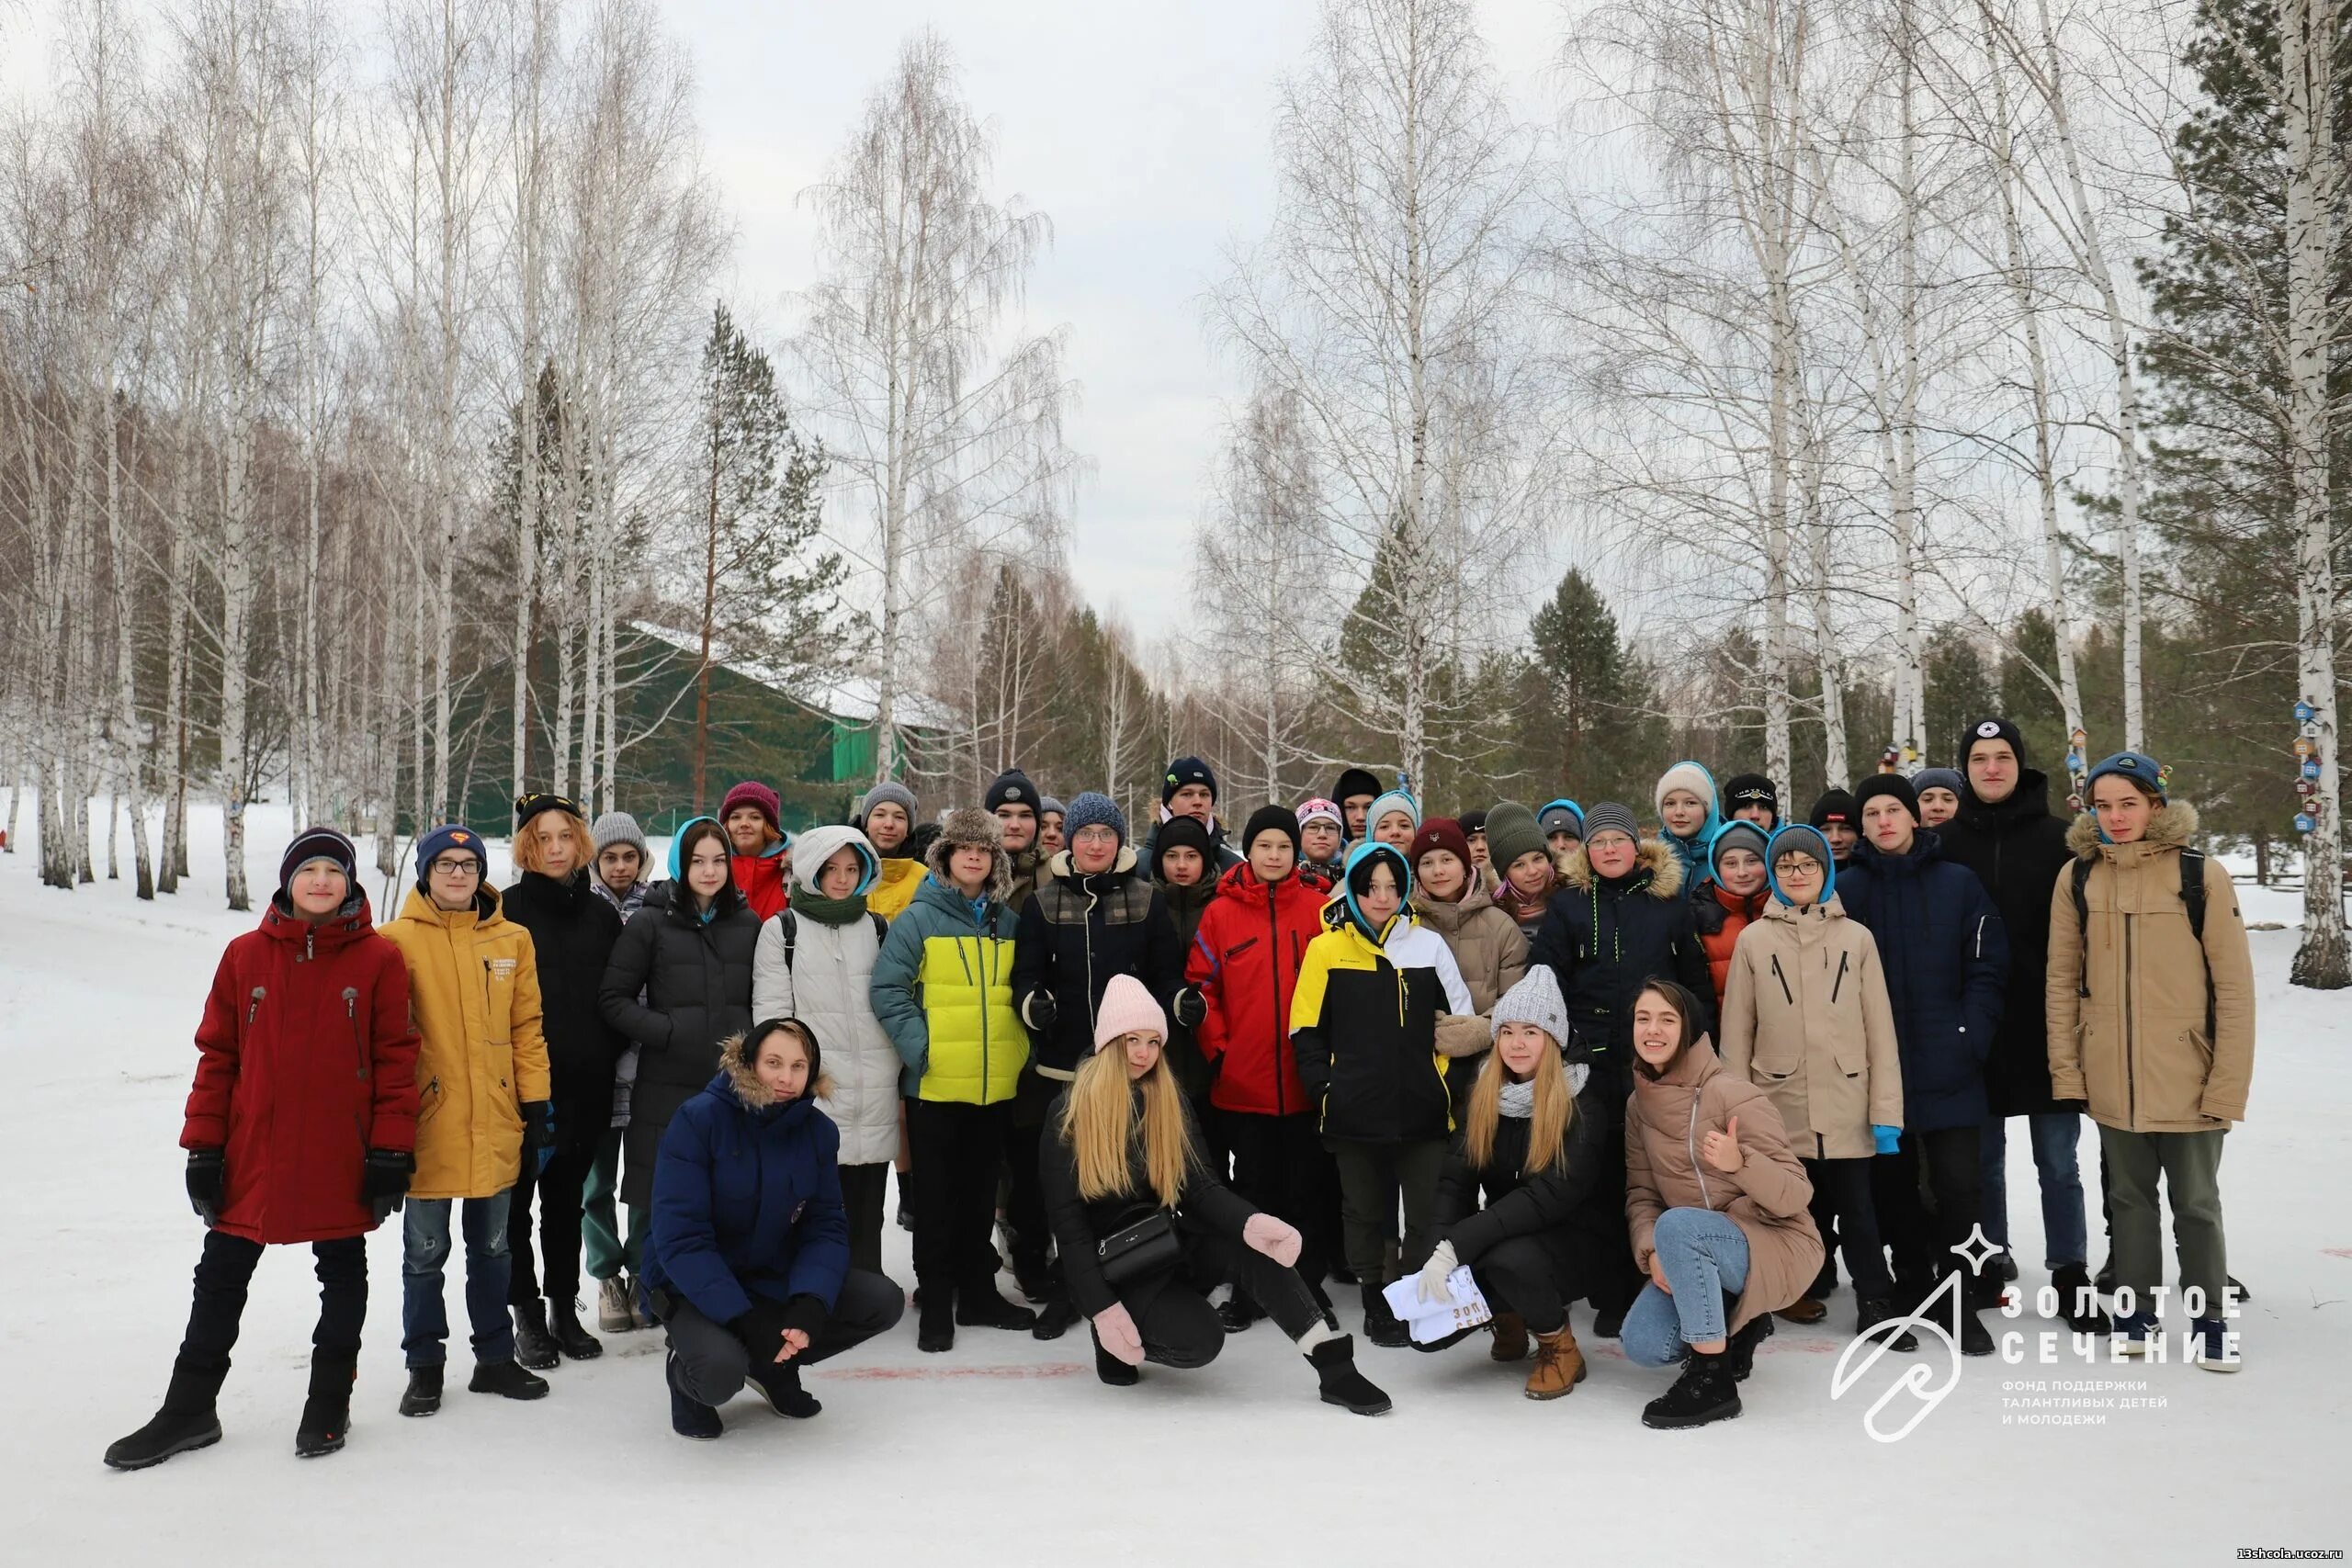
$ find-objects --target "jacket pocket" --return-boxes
[418,1077,445,1129]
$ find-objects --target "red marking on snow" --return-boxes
[2324,1247,2352,1259]
[810,1363,1089,1381]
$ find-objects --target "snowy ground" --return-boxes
[2,800,2346,1566]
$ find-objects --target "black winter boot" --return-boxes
[916,1289,955,1353]
[750,1359,821,1418]
[1856,1295,1919,1351]
[1724,1293,1773,1382]
[1030,1296,1080,1341]
[1217,1292,1265,1333]
[667,1354,721,1440]
[1094,1335,1141,1387]
[397,1365,443,1417]
[548,1297,604,1360]
[294,1353,356,1458]
[512,1301,560,1371]
[103,1365,225,1471]
[1359,1283,1408,1348]
[955,1285,1037,1331]
[1589,1303,1626,1338]
[467,1359,551,1400]
[1010,1249,1057,1305]
[2052,1263,2108,1334]
[1308,1334,1392,1415]
[1641,1350,1741,1429]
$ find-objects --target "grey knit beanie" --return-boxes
[1580,801,1641,844]
[1491,965,1570,1049]
[860,781,918,821]
[590,811,649,861]
[1061,791,1126,847]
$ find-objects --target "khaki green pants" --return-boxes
[2098,1123,2229,1317]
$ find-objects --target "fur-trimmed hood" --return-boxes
[2066,798,2199,860]
[1557,834,1685,899]
[717,1037,833,1111]
[924,806,1012,901]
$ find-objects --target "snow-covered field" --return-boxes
[2,800,2345,1565]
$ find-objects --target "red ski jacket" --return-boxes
[1185,863,1331,1118]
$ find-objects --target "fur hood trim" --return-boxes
[1557,834,1685,899]
[718,1034,833,1109]
[2066,798,2199,860]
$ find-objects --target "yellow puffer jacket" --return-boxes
[379,885,552,1199]
[868,855,927,924]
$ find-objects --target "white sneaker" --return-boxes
[597,1275,636,1334]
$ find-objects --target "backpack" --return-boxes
[768,908,890,972]
[2069,847,2211,1032]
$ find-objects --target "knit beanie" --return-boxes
[514,791,582,833]
[1489,964,1570,1049]
[1764,823,1837,906]
[719,780,782,834]
[1484,801,1545,872]
[1092,973,1168,1053]
[415,823,486,884]
[1912,767,1964,799]
[1654,761,1718,820]
[1062,790,1127,848]
[983,769,1038,815]
[1365,787,1420,834]
[1808,788,1858,830]
[1961,716,2027,770]
[1707,819,1770,877]
[1160,756,1217,807]
[1038,795,1067,821]
[1243,804,1303,860]
[1332,766,1382,807]
[2086,750,2166,801]
[1580,801,1641,844]
[280,826,358,894]
[1851,773,1919,823]
[590,810,649,863]
[1408,818,1473,876]
[1722,773,1778,818]
[858,780,919,822]
[1295,797,1343,836]
[1459,808,1488,838]
[1538,798,1584,837]
[1152,814,1216,882]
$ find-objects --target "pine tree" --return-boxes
[1525,570,1662,807]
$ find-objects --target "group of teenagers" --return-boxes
[103,714,2259,1469]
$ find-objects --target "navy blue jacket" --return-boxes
[642,1065,850,1325]
[1834,830,2010,1133]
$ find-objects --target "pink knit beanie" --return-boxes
[1091,974,1167,1053]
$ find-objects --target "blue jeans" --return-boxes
[1981,1112,2087,1268]
[401,1192,515,1369]
[1622,1208,1751,1368]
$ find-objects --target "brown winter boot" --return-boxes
[1523,1324,1586,1400]
[1488,1311,1529,1362]
[1774,1295,1828,1325]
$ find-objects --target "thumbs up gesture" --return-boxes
[1702,1114,1744,1174]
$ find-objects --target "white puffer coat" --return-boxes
[752,825,900,1166]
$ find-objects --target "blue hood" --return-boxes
[667,816,719,882]
[1339,840,1413,941]
[1765,823,1837,907]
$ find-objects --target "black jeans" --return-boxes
[1328,1137,1446,1282]
[509,1123,601,1308]
[1218,1110,1332,1294]
[1000,1068,1057,1273]
[837,1163,890,1277]
[1107,1239,1327,1369]
[1469,1235,1583,1335]
[176,1230,368,1393]
[907,1099,1013,1294]
[1880,1126,1983,1288]
[1803,1156,1894,1297]
[664,1269,906,1406]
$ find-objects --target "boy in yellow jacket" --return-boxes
[379,823,555,1416]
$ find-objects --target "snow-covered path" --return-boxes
[1,803,2344,1565]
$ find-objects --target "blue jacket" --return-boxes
[642,1063,850,1325]
[1833,830,2009,1133]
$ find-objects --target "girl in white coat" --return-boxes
[752,825,899,1272]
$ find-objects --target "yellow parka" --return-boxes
[868,855,927,923]
[379,885,552,1199]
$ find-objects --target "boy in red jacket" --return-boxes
[1184,806,1337,1328]
[106,829,421,1471]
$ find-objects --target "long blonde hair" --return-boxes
[1464,1035,1576,1177]
[1058,1036,1195,1209]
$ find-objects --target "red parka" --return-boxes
[181,892,422,1244]
[731,846,790,921]
[1184,863,1330,1118]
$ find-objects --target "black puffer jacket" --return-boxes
[1012,850,1185,1079]
[1432,1068,1617,1281]
[1936,770,2074,1116]
[1527,838,1713,1098]
[502,870,625,1141]
[1039,1087,1258,1319]
[599,885,760,1207]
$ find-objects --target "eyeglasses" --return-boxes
[1772,856,1820,874]
[429,857,481,878]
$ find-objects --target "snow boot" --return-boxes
[103,1365,224,1471]
[916,1289,956,1353]
[1359,1283,1408,1349]
[955,1286,1037,1332]
[1489,1310,1529,1363]
[294,1353,356,1459]
[596,1276,636,1334]
[1642,1351,1741,1429]
[750,1359,822,1417]
[1308,1335,1391,1415]
[1030,1296,1080,1341]
[1773,1295,1828,1325]
[667,1354,721,1440]
[548,1297,603,1360]
[1959,1306,1995,1357]
[512,1300,560,1371]
[1094,1335,1141,1387]
[2052,1263,2108,1334]
[1856,1294,1919,1352]
[468,1358,550,1400]
[397,1365,443,1417]
[2189,1317,2241,1372]
[1994,1250,2019,1283]
[1523,1325,1585,1400]
[1724,1292,1773,1382]
[1589,1302,1626,1339]
[1217,1292,1265,1333]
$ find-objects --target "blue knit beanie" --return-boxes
[415,823,486,886]
[1062,791,1127,848]
[2086,750,2165,801]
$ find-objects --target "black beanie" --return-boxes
[1961,716,2027,769]
[1851,773,1919,823]
[984,769,1037,814]
[1722,773,1779,817]
[1161,755,1217,807]
[280,826,358,895]
[1332,766,1382,806]
[1808,788,1858,829]
[1459,808,1488,837]
[1152,815,1216,882]
[1242,804,1302,860]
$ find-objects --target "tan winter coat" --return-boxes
[1718,894,1904,1160]
[1626,1044,1823,1334]
[2045,801,2256,1134]
[1414,878,1529,1060]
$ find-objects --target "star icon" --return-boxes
[1951,1224,2004,1278]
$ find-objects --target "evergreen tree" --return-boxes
[1526,570,1664,807]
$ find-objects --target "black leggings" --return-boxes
[837,1163,890,1277]
[509,1125,601,1308]
[1106,1239,1327,1369]
[176,1229,368,1391]
[1469,1235,1582,1336]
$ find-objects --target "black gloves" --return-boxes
[186,1148,224,1224]
[1173,987,1207,1030]
[364,1148,415,1224]
[731,1295,829,1362]
[1023,992,1058,1035]
[521,1100,556,1177]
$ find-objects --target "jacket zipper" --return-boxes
[2122,886,2136,1128]
[1830,953,1849,1005]
[247,986,266,1026]
[1268,884,1287,1116]
[1081,878,1099,1048]
[1769,955,1794,1007]
[345,987,366,1079]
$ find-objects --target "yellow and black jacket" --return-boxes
[1289,904,1473,1144]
